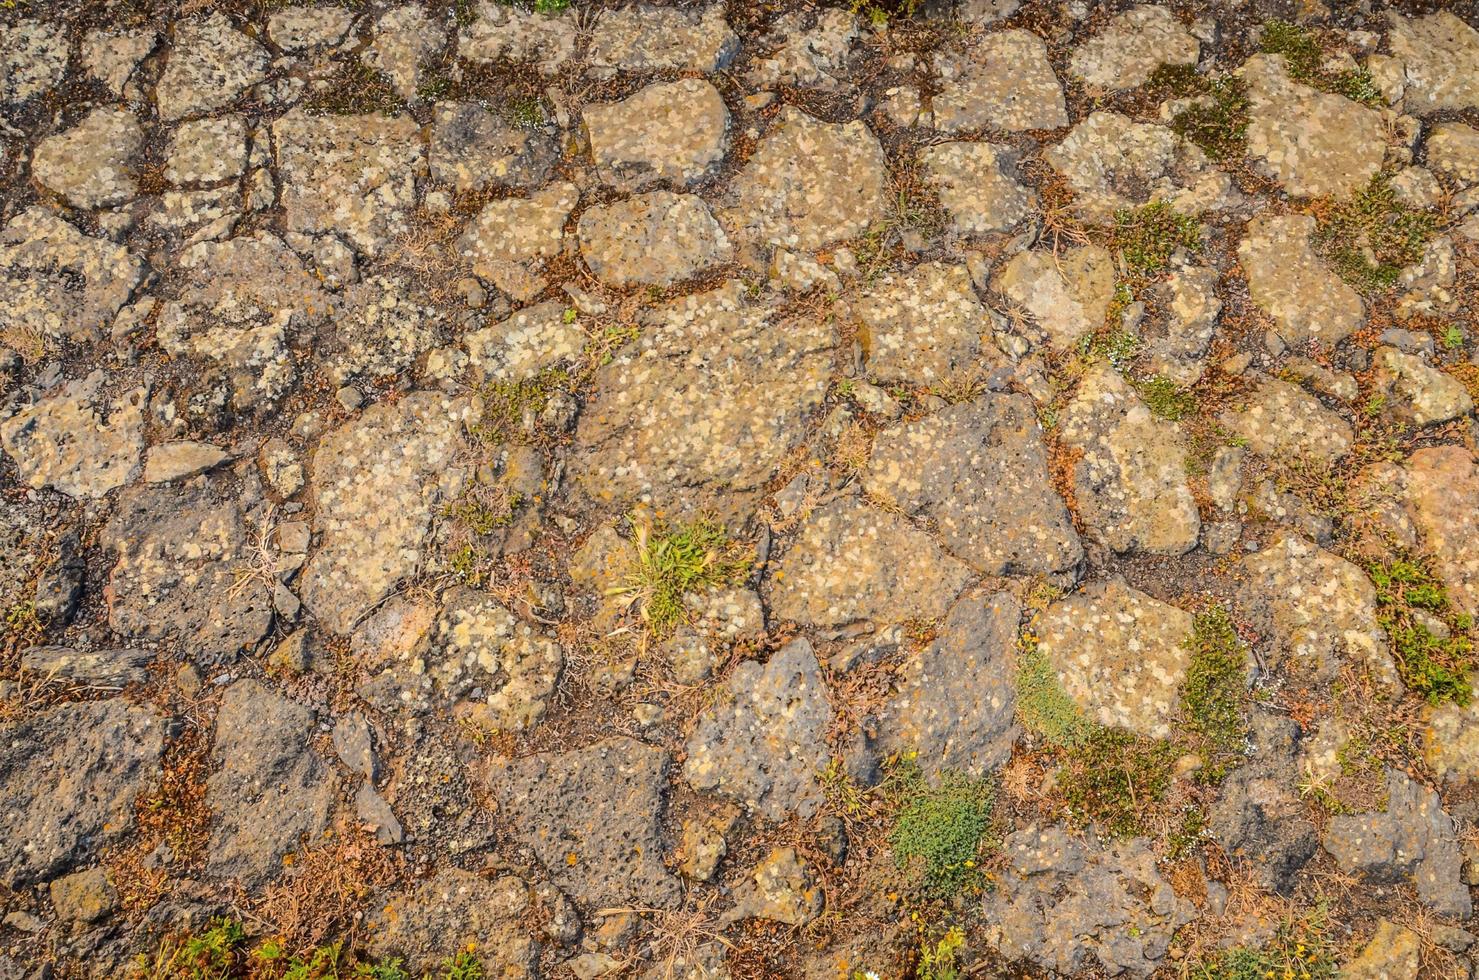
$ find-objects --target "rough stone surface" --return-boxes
[1060,366,1200,556]
[920,141,1031,235]
[1036,578,1195,739]
[463,301,586,384]
[933,30,1067,133]
[459,1,576,75]
[1401,447,1479,617]
[768,496,974,628]
[1070,5,1199,91]
[588,5,738,74]
[1324,768,1471,917]
[1371,346,1474,425]
[725,107,888,251]
[584,78,729,190]
[1343,921,1423,980]
[483,737,680,908]
[0,699,165,888]
[458,181,577,301]
[429,101,555,193]
[851,261,1003,384]
[993,245,1116,351]
[2,373,146,498]
[725,847,823,926]
[1219,378,1355,462]
[157,13,268,122]
[0,207,147,343]
[32,108,143,209]
[1428,123,1479,186]
[1,20,68,106]
[578,192,731,287]
[1239,214,1365,346]
[864,395,1081,575]
[1387,11,1479,114]
[365,869,538,977]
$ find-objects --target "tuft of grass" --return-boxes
[1368,558,1475,705]
[884,757,994,897]
[1260,20,1383,106]
[1057,728,1176,839]
[1443,324,1465,350]
[1112,203,1202,281]
[612,518,750,637]
[1015,640,1092,748]
[1312,173,1436,293]
[1149,64,1250,162]
[1135,375,1197,420]
[1178,607,1249,783]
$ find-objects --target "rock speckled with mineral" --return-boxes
[3,2,1479,978]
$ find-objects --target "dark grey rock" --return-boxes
[20,646,153,687]
[365,868,538,976]
[1208,711,1317,893]
[32,528,83,624]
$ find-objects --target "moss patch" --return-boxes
[1178,607,1250,783]
[1150,64,1250,162]
[884,758,994,897]
[1016,640,1092,748]
[1260,19,1383,106]
[1057,728,1176,839]
[1312,173,1436,293]
[1112,203,1202,281]
[1368,557,1475,705]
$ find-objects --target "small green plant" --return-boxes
[1016,641,1092,747]
[1135,375,1197,420]
[1112,203,1202,280]
[444,487,523,536]
[884,757,994,897]
[1083,328,1143,372]
[1260,20,1383,106]
[133,918,247,979]
[612,518,750,636]
[915,926,966,980]
[437,951,484,980]
[502,95,546,129]
[1058,728,1176,838]
[1179,607,1249,782]
[850,0,924,27]
[470,368,569,445]
[1313,173,1436,292]
[1191,902,1338,979]
[4,599,44,644]
[1443,325,1466,350]
[1368,558,1475,704]
[1149,64,1250,162]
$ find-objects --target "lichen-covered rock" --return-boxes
[429,101,555,193]
[874,591,1021,776]
[102,483,275,663]
[0,207,147,344]
[767,496,973,629]
[1371,346,1474,426]
[864,395,1081,575]
[205,680,335,886]
[363,5,441,100]
[724,847,823,926]
[746,9,857,91]
[1401,447,1479,617]
[584,78,729,190]
[32,108,143,209]
[268,6,354,52]
[327,275,442,385]
[726,106,887,251]
[463,300,586,384]
[578,192,731,287]
[2,373,146,498]
[459,0,576,75]
[1240,532,1399,689]
[1036,579,1193,739]
[1422,693,1479,784]
[360,587,562,733]
[365,869,538,977]
[483,737,680,908]
[458,181,578,301]
[300,392,474,635]
[571,282,832,520]
[1343,920,1423,980]
[588,5,738,75]
[1324,768,1471,917]
[165,115,249,186]
[932,30,1066,132]
[1045,111,1232,221]
[993,245,1116,351]
[273,110,424,257]
[1069,5,1198,91]
[851,261,1003,385]
[982,825,1193,978]
[1060,366,1200,555]
[0,20,69,106]
[1427,122,1479,186]
[1387,11,1479,115]
[1242,53,1386,199]
[920,141,1031,236]
[1239,214,1364,346]
[1140,263,1222,384]
[157,13,268,121]
[1218,377,1354,462]
[0,699,165,889]
[684,639,832,822]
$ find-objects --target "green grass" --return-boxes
[1312,173,1437,293]
[1368,558,1476,705]
[1149,64,1250,162]
[884,758,994,897]
[1261,20,1384,106]
[614,518,749,637]
[1112,203,1202,280]
[1016,641,1092,748]
[1058,728,1176,838]
[1179,607,1249,783]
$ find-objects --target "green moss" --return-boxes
[1082,327,1143,372]
[1260,20,1384,107]
[470,368,569,445]
[885,759,994,897]
[1135,375,1197,421]
[1112,203,1202,280]
[1058,728,1176,838]
[1368,557,1476,705]
[1016,642,1092,748]
[1313,173,1437,293]
[1150,65,1250,162]
[616,518,750,637]
[1178,607,1249,783]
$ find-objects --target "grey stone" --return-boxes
[165,115,249,186]
[157,13,268,122]
[49,867,118,924]
[1208,711,1318,893]
[852,261,1006,385]
[1343,920,1423,980]
[363,5,441,100]
[1140,263,1222,384]
[1371,346,1473,425]
[1324,768,1471,917]
[746,10,857,92]
[1218,377,1354,462]
[328,275,442,385]
[459,0,576,75]
[32,108,143,209]
[1387,11,1479,115]
[143,441,229,483]
[0,698,165,888]
[864,395,1081,575]
[932,30,1066,133]
[0,20,68,106]
[1036,578,1194,739]
[365,869,538,977]
[767,496,973,629]
[354,782,403,846]
[588,5,738,75]
[205,680,335,887]
[683,639,832,822]
[268,6,354,52]
[483,737,680,908]
[1059,366,1200,555]
[585,78,729,190]
[458,181,578,301]
[0,207,147,344]
[578,192,731,287]
[1239,214,1364,346]
[332,715,376,780]
[429,101,555,193]
[463,300,585,384]
[724,847,822,926]
[20,647,153,687]
[1428,123,1479,186]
